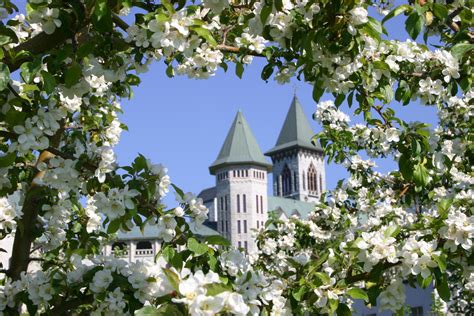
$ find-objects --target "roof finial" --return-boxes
[293,84,298,97]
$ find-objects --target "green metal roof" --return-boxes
[265,96,321,156]
[209,111,272,174]
[268,196,315,219]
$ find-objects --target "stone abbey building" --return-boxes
[107,95,326,260]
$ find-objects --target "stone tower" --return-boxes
[265,96,325,202]
[209,111,272,253]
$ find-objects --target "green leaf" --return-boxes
[107,218,122,233]
[398,153,413,180]
[0,63,10,91]
[292,286,307,302]
[451,43,474,60]
[20,60,41,83]
[187,237,208,256]
[413,163,430,187]
[433,254,447,272]
[421,274,433,289]
[205,283,232,296]
[166,64,174,78]
[160,0,176,13]
[382,5,411,24]
[92,0,113,32]
[261,63,274,81]
[432,4,448,21]
[384,225,400,238]
[336,303,352,316]
[64,64,83,88]
[0,153,16,168]
[41,70,56,94]
[204,235,231,246]
[437,199,452,218]
[135,304,183,316]
[191,26,217,46]
[347,288,369,301]
[236,63,244,79]
[260,4,272,25]
[163,268,180,292]
[405,12,422,40]
[314,272,330,284]
[436,274,450,301]
[312,81,324,102]
[0,25,18,46]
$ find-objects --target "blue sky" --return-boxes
[12,1,439,205]
[114,5,439,205]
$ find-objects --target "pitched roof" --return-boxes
[265,95,322,156]
[268,196,315,219]
[209,111,272,174]
[198,187,216,203]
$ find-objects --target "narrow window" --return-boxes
[233,170,236,177]
[238,241,242,248]
[319,174,323,194]
[244,241,248,251]
[243,194,247,212]
[257,221,260,229]
[260,195,263,212]
[308,163,317,192]
[282,164,292,195]
[256,195,259,213]
[225,195,228,211]
[244,220,247,233]
[237,194,240,213]
[302,171,306,190]
[245,170,248,177]
[237,220,241,234]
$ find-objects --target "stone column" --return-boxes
[129,241,136,263]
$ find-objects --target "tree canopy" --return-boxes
[0,0,472,315]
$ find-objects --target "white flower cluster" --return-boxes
[235,32,268,54]
[93,186,139,220]
[356,230,398,271]
[147,160,171,198]
[439,209,474,252]
[174,269,250,315]
[36,157,81,191]
[314,100,351,131]
[177,192,209,226]
[0,191,22,232]
[378,279,405,312]
[401,237,439,279]
[126,9,223,79]
[28,6,61,35]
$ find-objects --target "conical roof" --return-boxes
[209,111,272,174]
[265,95,321,156]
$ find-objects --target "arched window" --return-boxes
[282,164,292,195]
[308,163,317,193]
[136,241,152,249]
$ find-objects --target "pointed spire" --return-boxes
[209,111,272,175]
[265,95,321,156]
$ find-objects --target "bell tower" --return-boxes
[209,111,272,253]
[265,96,325,202]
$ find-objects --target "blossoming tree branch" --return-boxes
[0,0,472,314]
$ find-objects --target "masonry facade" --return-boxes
[201,96,325,253]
